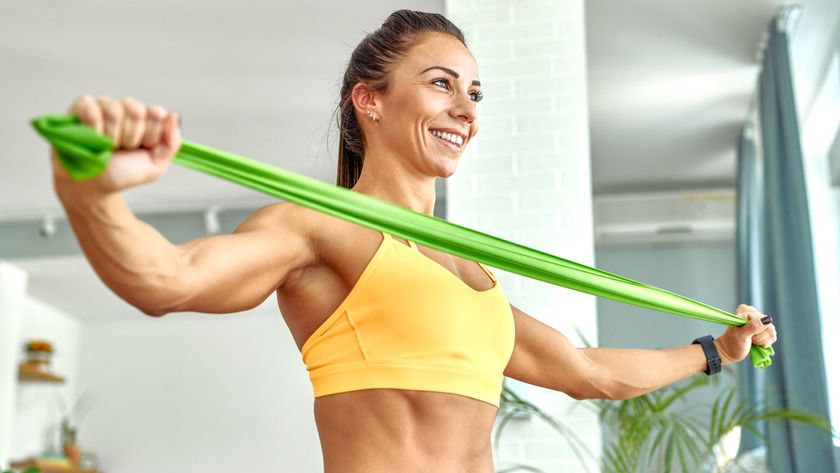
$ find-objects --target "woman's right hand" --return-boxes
[52,95,182,198]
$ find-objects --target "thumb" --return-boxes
[741,310,768,337]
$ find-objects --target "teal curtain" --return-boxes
[752,15,837,473]
[735,124,768,454]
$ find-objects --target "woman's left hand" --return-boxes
[713,304,778,365]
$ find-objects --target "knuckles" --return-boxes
[122,97,146,120]
[68,94,173,152]
[73,95,168,123]
[147,104,167,120]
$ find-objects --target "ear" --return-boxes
[351,82,380,122]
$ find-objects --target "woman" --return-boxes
[52,9,777,473]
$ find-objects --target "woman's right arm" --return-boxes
[54,95,317,317]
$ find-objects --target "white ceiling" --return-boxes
[2,0,837,321]
[587,0,784,193]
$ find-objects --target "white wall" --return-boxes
[3,271,323,472]
[11,298,83,461]
[0,260,85,468]
[76,309,321,473]
[0,262,28,470]
[444,1,599,471]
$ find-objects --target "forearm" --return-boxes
[581,340,729,400]
[57,186,188,315]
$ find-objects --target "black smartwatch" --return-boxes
[692,335,721,376]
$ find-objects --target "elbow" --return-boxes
[139,305,170,317]
[567,389,589,401]
[589,379,644,401]
[565,375,612,400]
[586,379,634,401]
[604,390,632,401]
[132,295,174,317]
[125,276,194,317]
[568,385,617,401]
[124,285,185,318]
[124,290,178,317]
[571,359,623,401]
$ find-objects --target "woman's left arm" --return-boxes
[503,304,777,401]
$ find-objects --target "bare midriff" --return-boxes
[314,389,498,473]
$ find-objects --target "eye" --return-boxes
[432,77,451,90]
[432,77,484,103]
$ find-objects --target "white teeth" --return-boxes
[430,130,464,146]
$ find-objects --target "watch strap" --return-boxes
[692,335,721,376]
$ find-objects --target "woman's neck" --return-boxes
[351,166,437,216]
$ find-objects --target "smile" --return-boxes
[429,130,464,153]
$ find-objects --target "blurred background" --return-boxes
[1,0,838,472]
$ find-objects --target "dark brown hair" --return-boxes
[335,10,466,188]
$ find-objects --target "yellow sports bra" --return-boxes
[300,231,516,408]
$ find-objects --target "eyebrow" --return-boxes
[420,66,481,87]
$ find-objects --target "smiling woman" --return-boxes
[41,6,780,473]
[335,10,482,194]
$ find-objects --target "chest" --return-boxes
[277,224,504,352]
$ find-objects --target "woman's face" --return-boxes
[370,32,481,177]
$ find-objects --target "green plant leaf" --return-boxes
[659,375,710,412]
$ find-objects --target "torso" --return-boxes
[276,204,500,473]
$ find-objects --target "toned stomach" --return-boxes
[313,389,498,473]
[276,217,502,472]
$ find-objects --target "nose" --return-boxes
[451,90,477,123]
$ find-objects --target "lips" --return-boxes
[432,134,462,153]
[429,130,465,153]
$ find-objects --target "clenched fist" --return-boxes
[52,95,182,198]
[714,304,778,365]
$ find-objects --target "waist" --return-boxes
[314,388,497,473]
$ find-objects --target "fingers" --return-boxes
[142,104,168,150]
[67,95,177,152]
[737,304,778,348]
[121,97,147,149]
[151,112,182,165]
[68,94,104,134]
[161,112,181,151]
[736,303,756,318]
[97,96,125,149]
[752,324,777,348]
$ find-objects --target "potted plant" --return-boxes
[493,332,837,473]
[23,339,54,368]
[53,391,97,465]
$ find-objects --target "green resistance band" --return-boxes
[31,113,774,368]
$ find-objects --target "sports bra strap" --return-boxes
[477,262,496,283]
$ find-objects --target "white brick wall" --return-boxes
[444,1,599,471]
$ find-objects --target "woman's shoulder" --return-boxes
[246,200,385,260]
[258,201,383,294]
[242,201,357,258]
[239,202,324,248]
